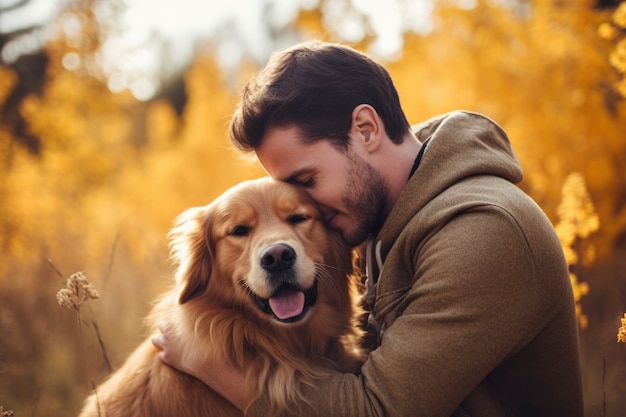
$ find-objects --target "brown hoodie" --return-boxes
[252,111,584,417]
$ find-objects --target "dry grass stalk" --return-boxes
[618,313,626,343]
[56,272,100,311]
[0,405,15,416]
[90,319,113,373]
[55,271,101,390]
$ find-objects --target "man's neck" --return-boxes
[381,133,423,218]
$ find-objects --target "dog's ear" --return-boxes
[168,204,215,304]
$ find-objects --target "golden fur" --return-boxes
[79,177,365,417]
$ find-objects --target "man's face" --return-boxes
[256,125,388,247]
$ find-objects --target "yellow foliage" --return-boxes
[570,271,590,303]
[556,173,600,247]
[146,99,179,149]
[599,22,619,41]
[603,1,626,98]
[613,1,626,28]
[617,78,626,97]
[0,65,17,104]
[570,272,590,329]
[555,173,599,329]
[295,7,329,39]
[611,38,626,74]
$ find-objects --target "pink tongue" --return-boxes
[269,287,305,320]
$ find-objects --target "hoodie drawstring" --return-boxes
[365,239,385,342]
[365,239,383,307]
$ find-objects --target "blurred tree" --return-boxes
[114,52,264,260]
[0,0,64,154]
[599,1,626,97]
[385,0,626,260]
[2,0,137,274]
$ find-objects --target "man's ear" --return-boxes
[350,104,382,152]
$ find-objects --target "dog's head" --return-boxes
[168,177,356,325]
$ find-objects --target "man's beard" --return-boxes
[341,151,389,247]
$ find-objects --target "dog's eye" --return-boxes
[230,224,251,236]
[287,213,309,224]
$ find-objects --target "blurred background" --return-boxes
[0,0,625,415]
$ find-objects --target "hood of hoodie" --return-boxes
[373,111,523,265]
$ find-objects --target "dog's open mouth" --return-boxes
[252,280,318,323]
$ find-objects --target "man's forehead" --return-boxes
[256,126,311,179]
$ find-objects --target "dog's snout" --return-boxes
[260,243,296,272]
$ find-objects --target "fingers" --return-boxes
[150,322,187,371]
[151,333,164,350]
[151,322,171,363]
[157,322,171,334]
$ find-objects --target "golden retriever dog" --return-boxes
[79,177,365,417]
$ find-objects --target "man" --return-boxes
[153,41,584,416]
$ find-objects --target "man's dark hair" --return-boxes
[229,41,411,152]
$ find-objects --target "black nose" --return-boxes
[259,243,296,272]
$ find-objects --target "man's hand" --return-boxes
[151,323,196,376]
[151,322,250,411]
